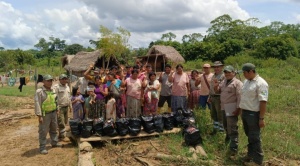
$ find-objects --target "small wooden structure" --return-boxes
[139,45,185,72]
[63,50,119,77]
[67,127,181,143]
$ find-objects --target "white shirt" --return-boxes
[75,77,88,95]
[239,75,268,112]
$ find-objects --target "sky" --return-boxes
[0,0,299,50]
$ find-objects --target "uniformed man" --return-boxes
[215,65,243,159]
[209,61,225,134]
[240,63,268,166]
[34,74,62,154]
[53,74,72,139]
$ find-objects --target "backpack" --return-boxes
[183,126,202,146]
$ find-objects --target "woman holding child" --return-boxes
[89,76,108,119]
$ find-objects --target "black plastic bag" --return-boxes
[153,114,164,133]
[182,117,196,129]
[128,118,142,136]
[93,118,104,136]
[174,108,184,127]
[69,118,82,136]
[81,119,94,138]
[103,119,118,137]
[183,126,202,146]
[116,118,129,136]
[163,113,174,130]
[141,115,155,134]
[183,109,194,118]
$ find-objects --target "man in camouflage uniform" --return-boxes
[53,74,72,139]
[34,74,62,154]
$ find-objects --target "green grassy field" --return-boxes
[0,62,299,165]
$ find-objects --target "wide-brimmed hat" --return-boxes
[212,61,224,67]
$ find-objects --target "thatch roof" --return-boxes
[61,55,75,67]
[141,45,185,63]
[64,50,101,72]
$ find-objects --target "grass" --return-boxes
[0,84,36,97]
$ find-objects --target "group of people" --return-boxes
[34,61,268,166]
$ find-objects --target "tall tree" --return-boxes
[161,32,176,41]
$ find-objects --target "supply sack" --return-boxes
[141,115,155,134]
[174,108,184,127]
[116,118,129,136]
[153,114,164,133]
[93,118,104,136]
[163,113,174,130]
[81,119,94,138]
[183,109,194,118]
[128,118,142,136]
[103,118,118,137]
[69,118,82,136]
[183,126,202,146]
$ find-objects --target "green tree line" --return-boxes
[1,14,299,72]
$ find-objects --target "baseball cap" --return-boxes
[59,74,68,79]
[242,63,256,71]
[203,63,211,68]
[93,68,100,73]
[223,65,235,72]
[43,74,53,81]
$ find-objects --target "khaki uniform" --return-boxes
[34,86,58,151]
[219,77,243,152]
[239,75,268,165]
[209,73,224,131]
[53,83,72,138]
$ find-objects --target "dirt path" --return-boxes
[0,96,77,166]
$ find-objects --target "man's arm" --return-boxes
[259,101,267,128]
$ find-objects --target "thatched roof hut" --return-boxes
[64,50,119,77]
[139,45,185,72]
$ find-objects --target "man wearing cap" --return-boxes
[53,74,72,139]
[195,63,214,110]
[215,65,243,159]
[34,74,62,154]
[239,63,268,166]
[209,61,225,134]
[83,63,102,83]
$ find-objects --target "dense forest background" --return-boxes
[0,14,299,72]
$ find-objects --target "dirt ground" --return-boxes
[0,96,299,166]
[0,96,77,166]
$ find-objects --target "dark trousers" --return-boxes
[242,110,263,165]
[223,111,238,152]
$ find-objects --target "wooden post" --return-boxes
[69,69,72,93]
[35,68,38,90]
[154,54,158,73]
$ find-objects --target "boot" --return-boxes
[168,107,172,113]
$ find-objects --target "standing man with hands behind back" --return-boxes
[53,74,72,140]
[240,63,268,166]
[34,74,62,155]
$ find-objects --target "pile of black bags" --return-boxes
[68,108,202,146]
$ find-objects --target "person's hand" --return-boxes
[89,62,95,69]
[38,116,43,123]
[259,119,265,128]
[207,97,211,103]
[232,108,241,116]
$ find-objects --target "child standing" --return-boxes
[71,87,84,120]
[106,93,116,122]
[84,85,95,120]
